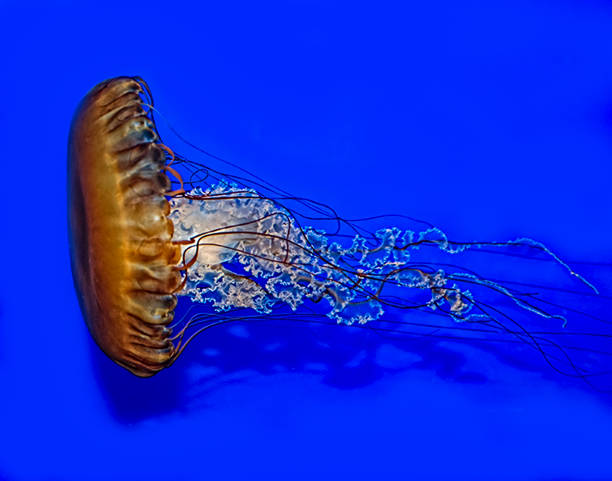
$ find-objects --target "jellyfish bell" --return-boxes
[69,76,611,388]
[69,77,182,376]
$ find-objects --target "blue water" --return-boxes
[1,1,612,480]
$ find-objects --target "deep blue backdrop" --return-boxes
[1,1,612,480]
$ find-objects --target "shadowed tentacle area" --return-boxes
[162,180,612,392]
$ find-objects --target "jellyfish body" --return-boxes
[69,76,609,386]
[68,77,182,376]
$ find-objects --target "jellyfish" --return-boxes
[68,76,611,388]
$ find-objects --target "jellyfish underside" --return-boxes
[69,76,611,388]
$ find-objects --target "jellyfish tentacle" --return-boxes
[170,183,577,327]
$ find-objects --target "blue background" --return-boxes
[1,1,612,480]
